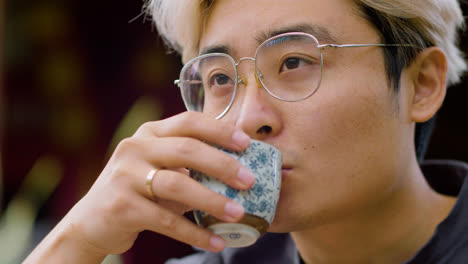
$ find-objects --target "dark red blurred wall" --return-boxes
[2,0,192,262]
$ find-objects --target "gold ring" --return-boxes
[145,169,159,199]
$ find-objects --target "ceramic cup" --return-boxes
[191,140,282,248]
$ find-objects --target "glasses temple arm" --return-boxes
[318,43,417,48]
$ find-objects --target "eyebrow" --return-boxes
[199,45,232,57]
[255,23,339,45]
[199,23,339,56]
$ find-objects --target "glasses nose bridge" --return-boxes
[235,56,255,67]
[235,57,260,86]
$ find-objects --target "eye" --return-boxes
[210,74,233,86]
[206,73,235,96]
[279,57,312,72]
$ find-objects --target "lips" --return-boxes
[281,166,292,179]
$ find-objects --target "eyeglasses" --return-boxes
[174,32,415,119]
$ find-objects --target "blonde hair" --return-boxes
[145,0,466,86]
[145,0,213,62]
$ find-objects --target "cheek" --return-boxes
[308,50,398,159]
[282,69,402,218]
[300,85,397,169]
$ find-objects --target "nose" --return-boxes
[231,68,282,140]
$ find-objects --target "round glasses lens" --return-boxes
[256,33,322,101]
[180,54,236,118]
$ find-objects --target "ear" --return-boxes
[409,47,447,123]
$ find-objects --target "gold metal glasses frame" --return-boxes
[174,32,417,119]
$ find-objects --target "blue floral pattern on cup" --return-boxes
[191,140,282,224]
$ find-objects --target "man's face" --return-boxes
[200,0,415,232]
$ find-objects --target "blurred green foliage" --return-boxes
[0,156,62,263]
[0,97,162,263]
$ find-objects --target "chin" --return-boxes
[267,217,302,233]
[266,206,299,233]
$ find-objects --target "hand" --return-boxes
[25,112,254,262]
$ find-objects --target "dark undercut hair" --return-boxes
[355,3,437,163]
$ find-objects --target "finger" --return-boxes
[142,137,255,189]
[113,136,250,190]
[136,195,227,252]
[149,169,245,223]
[142,168,191,214]
[134,111,251,151]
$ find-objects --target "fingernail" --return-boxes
[238,167,255,187]
[232,130,250,149]
[225,201,244,219]
[210,235,226,251]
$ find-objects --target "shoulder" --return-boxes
[421,160,468,196]
[408,160,468,264]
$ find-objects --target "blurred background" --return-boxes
[0,0,467,263]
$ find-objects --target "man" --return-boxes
[25,0,467,263]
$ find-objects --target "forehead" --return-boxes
[199,0,378,55]
[199,23,337,56]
